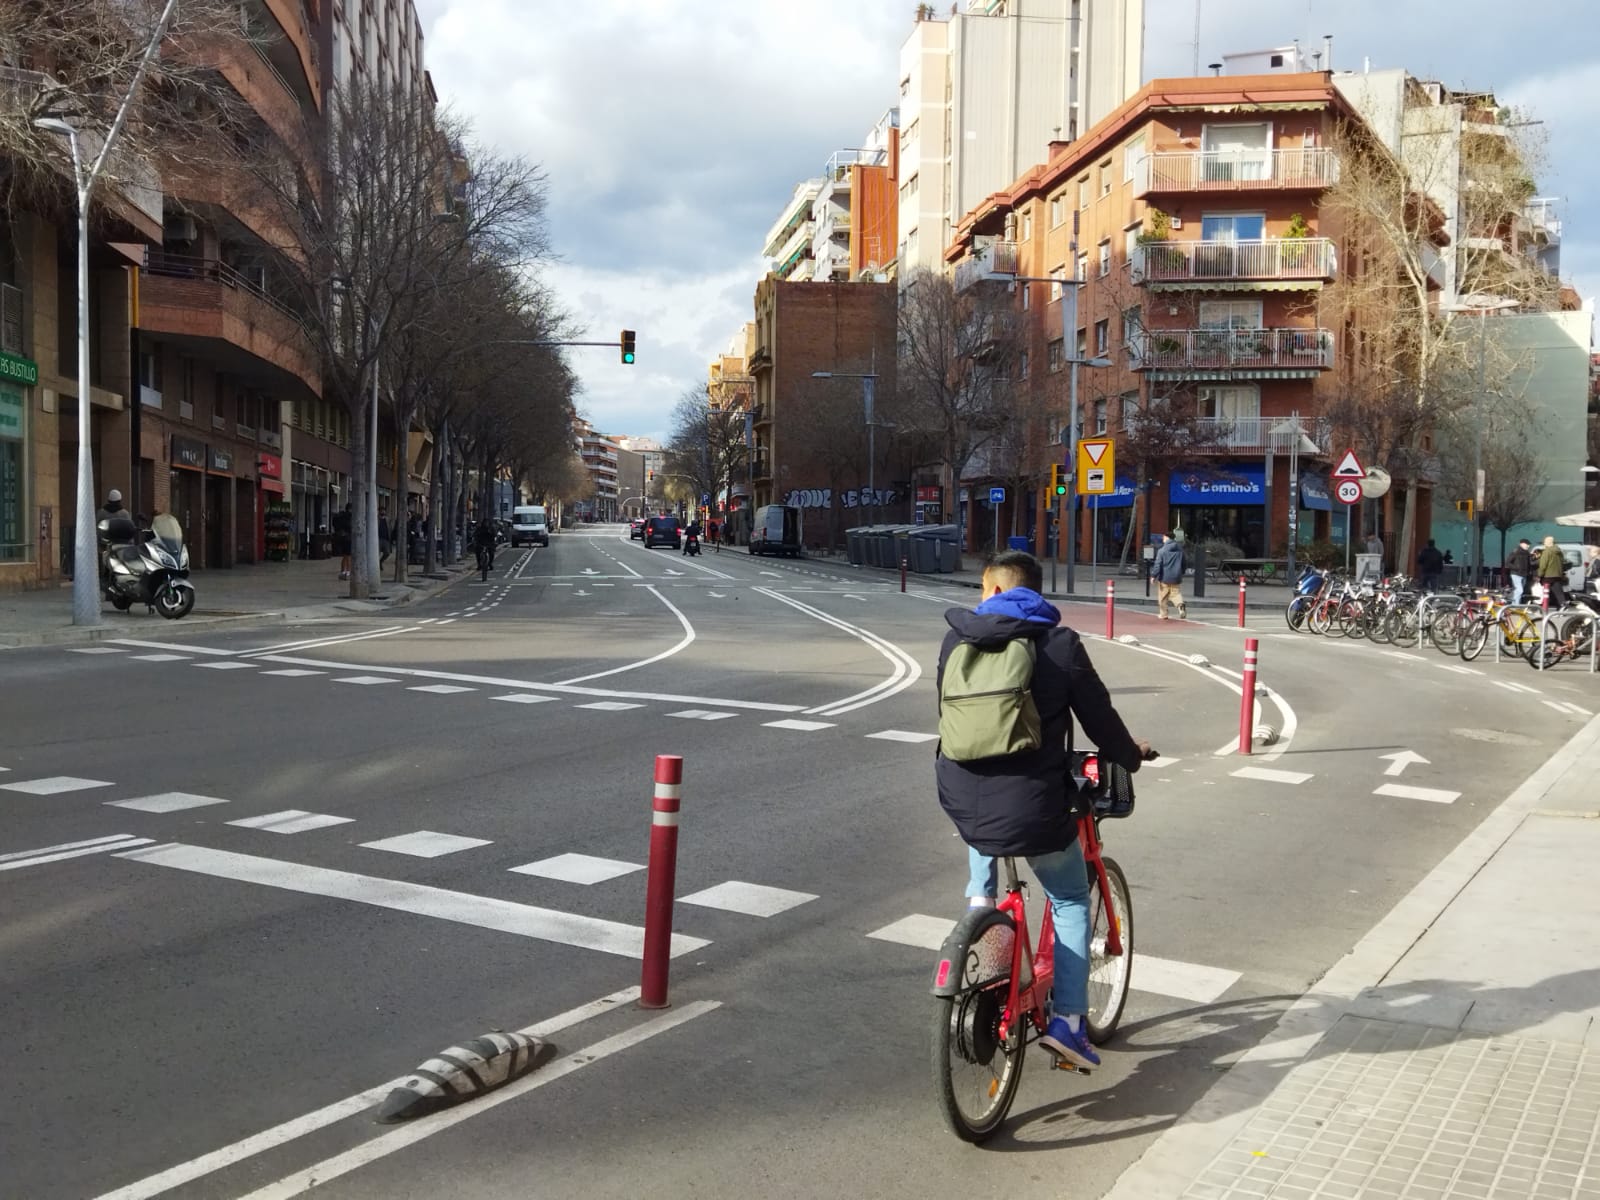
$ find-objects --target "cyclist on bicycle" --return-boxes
[472,518,496,572]
[936,550,1148,1072]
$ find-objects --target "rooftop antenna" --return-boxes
[1192,0,1201,75]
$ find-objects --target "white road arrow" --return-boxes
[664,569,684,576]
[1379,750,1430,777]
[760,571,782,578]
[707,591,727,599]
[580,568,599,575]
[842,594,868,601]
[573,589,591,597]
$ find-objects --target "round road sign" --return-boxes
[1335,478,1363,506]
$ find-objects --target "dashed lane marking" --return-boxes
[0,834,154,872]
[1493,679,1541,695]
[576,701,645,712]
[1373,782,1460,804]
[509,853,643,885]
[68,647,125,655]
[763,719,837,732]
[227,810,355,834]
[667,709,737,721]
[1231,766,1313,785]
[865,730,940,744]
[491,694,558,704]
[1436,663,1482,676]
[408,684,476,695]
[107,792,229,813]
[260,669,326,677]
[1,776,115,795]
[679,880,819,917]
[332,675,399,686]
[195,661,255,671]
[359,831,493,858]
[130,653,189,662]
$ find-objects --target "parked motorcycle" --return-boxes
[99,512,196,619]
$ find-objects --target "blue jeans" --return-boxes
[1510,574,1526,604]
[967,842,1091,1016]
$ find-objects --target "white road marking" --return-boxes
[1379,750,1430,776]
[227,811,355,834]
[408,684,476,695]
[1136,955,1242,1004]
[69,646,125,655]
[1374,783,1460,804]
[195,661,255,671]
[107,792,229,813]
[332,675,398,685]
[230,1001,722,1200]
[679,880,818,917]
[0,835,154,872]
[866,730,940,744]
[866,913,953,949]
[1,776,115,795]
[1543,700,1578,716]
[1384,651,1426,662]
[576,701,645,712]
[491,693,559,704]
[130,653,190,661]
[259,669,326,677]
[666,708,737,721]
[1212,736,1242,757]
[1436,663,1482,676]
[760,570,782,577]
[116,844,709,958]
[764,718,836,732]
[359,831,492,857]
[1149,755,1180,768]
[243,627,411,657]
[1231,766,1313,785]
[1494,679,1541,695]
[559,585,695,685]
[109,639,236,656]
[509,853,643,885]
[89,987,647,1200]
[435,618,456,625]
[1564,701,1594,716]
[759,588,923,716]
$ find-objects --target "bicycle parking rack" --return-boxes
[1534,608,1600,674]
[1492,605,1541,664]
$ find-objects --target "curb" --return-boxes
[0,569,465,649]
[1102,708,1600,1198]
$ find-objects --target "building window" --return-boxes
[1020,210,1033,241]
[1077,327,1088,358]
[1098,239,1111,276]
[1121,305,1142,340]
[1099,159,1112,197]
[1050,265,1065,301]
[1124,134,1147,182]
[899,172,919,202]
[1018,350,1030,379]
[1076,252,1088,282]
[1077,176,1089,208]
[1124,222,1141,264]
[900,75,910,99]
[1121,390,1140,429]
[1021,282,1031,310]
[1094,399,1107,435]
[1198,383,1261,421]
[1095,319,1109,355]
[1049,194,1065,227]
[1048,338,1064,372]
[1199,299,1263,329]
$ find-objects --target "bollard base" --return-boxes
[637,997,672,1011]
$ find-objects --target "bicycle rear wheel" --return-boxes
[1429,609,1462,654]
[1385,607,1419,648]
[1337,601,1368,639]
[1458,615,1490,662]
[931,911,1027,1143]
[1503,609,1538,660]
[1084,857,1133,1045]
[1307,601,1334,636]
[1284,598,1308,631]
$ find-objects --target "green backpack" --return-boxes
[938,638,1043,762]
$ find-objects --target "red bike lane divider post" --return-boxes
[639,754,683,1010]
[1105,579,1115,640]
[1238,576,1247,628]
[1239,638,1259,755]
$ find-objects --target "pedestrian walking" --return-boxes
[1506,538,1533,605]
[378,511,392,567]
[1152,533,1187,620]
[1536,535,1567,609]
[333,504,353,580]
[1416,539,1445,591]
[1365,532,1384,562]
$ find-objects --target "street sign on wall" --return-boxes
[1076,439,1114,494]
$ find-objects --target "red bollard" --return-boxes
[901,556,907,593]
[1239,638,1259,755]
[639,754,683,1009]
[1105,579,1116,640]
[1238,575,1247,628]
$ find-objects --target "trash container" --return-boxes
[889,526,914,571]
[1006,535,1031,553]
[908,527,941,573]
[914,524,961,574]
[846,525,868,566]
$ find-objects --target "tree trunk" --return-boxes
[391,400,413,586]
[348,395,371,600]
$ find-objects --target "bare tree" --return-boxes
[664,385,748,525]
[1434,389,1547,575]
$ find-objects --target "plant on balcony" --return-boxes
[1278,213,1317,273]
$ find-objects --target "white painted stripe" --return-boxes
[69,646,126,655]
[130,653,190,661]
[1494,680,1541,695]
[359,831,492,858]
[435,618,456,625]
[764,719,836,732]
[243,626,409,656]
[666,709,737,721]
[1384,651,1426,662]
[332,675,398,686]
[115,844,709,959]
[90,987,645,1200]
[1212,737,1240,758]
[679,880,817,917]
[109,639,237,656]
[407,684,476,695]
[509,853,642,885]
[259,669,326,677]
[654,782,681,800]
[1136,955,1242,1004]
[108,792,230,813]
[1565,702,1594,717]
[231,1002,721,1200]
[760,588,922,716]
[195,661,255,671]
[227,811,354,835]
[0,837,155,871]
[1,775,115,795]
[1545,700,1575,715]
[1231,766,1313,785]
[559,585,696,685]
[490,693,558,704]
[866,913,952,950]
[0,833,145,863]
[865,730,940,744]
[1374,783,1460,804]
[1436,663,1482,676]
[1148,756,1180,768]
[651,811,680,827]
[577,701,644,711]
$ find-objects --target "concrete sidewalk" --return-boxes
[0,556,469,647]
[1106,711,1600,1200]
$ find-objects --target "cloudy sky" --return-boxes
[415,0,1597,442]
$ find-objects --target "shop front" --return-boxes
[258,453,290,560]
[1079,474,1138,562]
[170,435,205,559]
[914,485,943,525]
[0,350,33,568]
[1169,463,1266,556]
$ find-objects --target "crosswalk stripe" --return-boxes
[1231,766,1312,785]
[866,730,939,744]
[1374,782,1460,804]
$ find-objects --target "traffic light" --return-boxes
[1455,499,1474,521]
[620,330,636,364]
[1050,464,1068,496]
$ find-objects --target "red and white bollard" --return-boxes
[1238,575,1248,628]
[1105,579,1116,640]
[1238,638,1259,756]
[901,556,908,593]
[639,754,683,1009]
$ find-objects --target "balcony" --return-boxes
[1130,328,1334,376]
[1135,148,1339,196]
[139,253,319,396]
[1190,416,1333,455]
[1132,238,1335,286]
[953,240,1021,292]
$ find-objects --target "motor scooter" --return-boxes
[683,530,701,557]
[98,512,196,619]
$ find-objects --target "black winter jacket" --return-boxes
[1507,546,1532,577]
[935,606,1142,857]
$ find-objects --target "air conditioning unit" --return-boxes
[165,215,197,242]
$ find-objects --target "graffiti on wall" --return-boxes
[781,487,901,510]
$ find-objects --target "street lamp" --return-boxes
[1443,297,1520,583]
[811,369,885,522]
[1269,414,1321,577]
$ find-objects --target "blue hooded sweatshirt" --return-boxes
[975,586,1060,626]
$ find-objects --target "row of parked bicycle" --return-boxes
[1284,567,1600,671]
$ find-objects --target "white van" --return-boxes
[511,505,549,547]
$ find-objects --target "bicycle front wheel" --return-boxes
[1429,609,1462,655]
[930,912,1027,1143]
[1284,598,1308,631]
[1385,607,1419,648]
[1085,857,1134,1045]
[1337,602,1369,640]
[1307,602,1334,636]
[1459,615,1490,662]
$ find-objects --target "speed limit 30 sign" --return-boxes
[1335,478,1363,506]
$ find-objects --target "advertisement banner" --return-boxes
[1169,463,1266,506]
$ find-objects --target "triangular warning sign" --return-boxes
[1083,441,1109,465]
[1332,449,1365,479]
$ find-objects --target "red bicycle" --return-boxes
[930,748,1144,1142]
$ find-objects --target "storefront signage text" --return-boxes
[0,351,39,388]
[208,446,233,474]
[172,436,205,470]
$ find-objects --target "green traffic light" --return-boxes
[1054,484,1067,496]
[622,351,635,364]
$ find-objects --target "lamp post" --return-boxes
[1443,298,1519,585]
[810,369,882,522]
[1061,349,1114,593]
[1269,413,1320,578]
[33,0,179,625]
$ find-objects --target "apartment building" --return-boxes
[947,69,1352,559]
[896,0,1144,276]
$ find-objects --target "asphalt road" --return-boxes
[2,528,1593,1199]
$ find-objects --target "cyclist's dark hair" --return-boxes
[984,549,1043,594]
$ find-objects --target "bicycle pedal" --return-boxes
[1051,1060,1093,1076]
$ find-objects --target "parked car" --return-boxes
[629,518,646,540]
[643,516,682,549]
[749,504,802,557]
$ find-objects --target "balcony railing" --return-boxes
[1135,148,1340,195]
[1133,238,1335,285]
[954,240,1021,292]
[1191,416,1333,454]
[1130,328,1334,372]
[143,252,305,324]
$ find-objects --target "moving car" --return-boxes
[749,504,802,557]
[643,515,682,549]
[629,518,645,540]
[511,505,550,547]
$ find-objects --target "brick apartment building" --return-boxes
[946,68,1356,562]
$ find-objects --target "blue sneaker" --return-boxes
[1040,1016,1100,1071]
